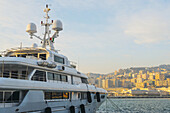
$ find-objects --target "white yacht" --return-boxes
[0,4,106,113]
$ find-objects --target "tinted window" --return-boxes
[3,71,10,78]
[5,92,11,103]
[54,74,61,81]
[21,71,27,79]
[44,92,69,100]
[45,92,52,99]
[61,75,67,82]
[0,92,3,102]
[31,70,46,82]
[54,55,64,64]
[11,71,18,79]
[52,92,63,99]
[101,95,105,99]
[39,54,46,60]
[63,92,69,99]
[81,92,87,99]
[47,72,53,80]
[12,91,20,102]
[0,91,20,103]
[81,78,88,84]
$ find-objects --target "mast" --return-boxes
[26,4,63,51]
[41,4,52,49]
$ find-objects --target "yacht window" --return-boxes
[94,95,97,99]
[47,72,62,81]
[0,91,20,103]
[21,54,26,58]
[11,71,18,79]
[12,91,20,102]
[31,70,46,82]
[47,72,53,80]
[3,71,10,78]
[47,72,68,82]
[16,54,38,58]
[63,92,69,99]
[71,76,73,84]
[5,92,11,103]
[17,54,26,58]
[6,91,20,103]
[78,93,81,99]
[26,54,38,57]
[0,92,3,102]
[101,95,105,99]
[52,92,63,99]
[45,92,52,99]
[61,75,68,82]
[81,92,87,99]
[39,54,46,60]
[44,92,69,100]
[54,74,61,81]
[32,54,38,57]
[21,71,27,79]
[9,55,16,57]
[81,78,89,84]
[54,55,64,64]
[0,64,32,80]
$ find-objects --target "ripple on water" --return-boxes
[96,98,170,113]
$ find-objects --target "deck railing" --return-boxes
[0,72,28,80]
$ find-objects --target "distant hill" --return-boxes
[87,64,170,76]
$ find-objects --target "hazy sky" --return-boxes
[0,0,170,74]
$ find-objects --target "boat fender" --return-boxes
[80,104,85,113]
[87,91,92,103]
[96,92,101,102]
[69,106,75,113]
[45,107,52,113]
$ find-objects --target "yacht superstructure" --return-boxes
[0,5,106,113]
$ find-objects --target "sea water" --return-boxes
[96,98,170,113]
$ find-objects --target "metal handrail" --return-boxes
[0,73,28,80]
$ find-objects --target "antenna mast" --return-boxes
[41,4,52,49]
[26,4,63,51]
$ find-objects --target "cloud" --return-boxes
[0,0,46,50]
[122,7,170,44]
[53,0,118,10]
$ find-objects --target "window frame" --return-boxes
[54,55,65,64]
[31,70,47,82]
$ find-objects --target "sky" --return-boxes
[0,0,170,74]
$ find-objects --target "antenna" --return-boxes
[20,42,22,49]
[26,4,63,50]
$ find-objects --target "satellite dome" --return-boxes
[52,20,63,31]
[26,23,37,34]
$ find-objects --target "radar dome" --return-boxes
[52,20,63,31]
[26,23,37,34]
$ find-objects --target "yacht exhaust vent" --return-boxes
[58,66,65,71]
